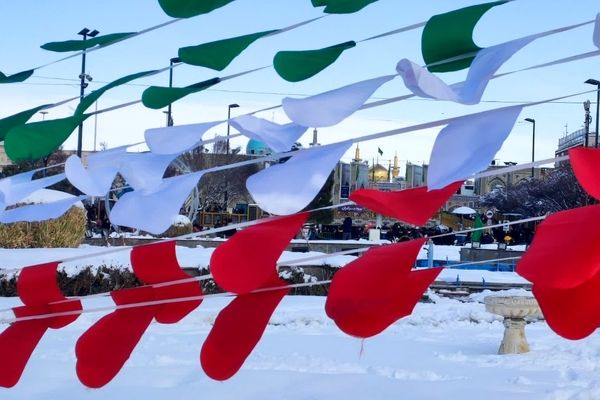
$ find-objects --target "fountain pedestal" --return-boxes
[484,296,541,355]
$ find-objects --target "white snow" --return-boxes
[21,188,84,208]
[1,291,600,399]
[0,245,531,287]
[171,215,191,226]
[0,244,593,399]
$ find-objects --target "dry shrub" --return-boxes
[0,206,86,248]
[160,222,193,238]
[0,222,32,248]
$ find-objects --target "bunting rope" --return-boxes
[2,3,599,389]
[0,200,550,278]
[423,19,594,70]
[32,19,184,71]
[30,14,329,73]
[0,248,534,326]
[78,88,595,187]
[0,246,370,315]
[0,279,333,325]
[6,17,596,152]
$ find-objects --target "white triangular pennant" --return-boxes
[282,75,395,127]
[0,173,65,206]
[0,195,85,223]
[246,141,351,215]
[118,152,179,191]
[230,115,308,153]
[397,36,536,105]
[109,172,203,234]
[145,121,224,155]
[65,146,131,196]
[427,106,523,190]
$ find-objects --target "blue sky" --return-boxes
[1,0,599,172]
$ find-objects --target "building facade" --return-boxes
[474,163,552,196]
[405,162,428,188]
[555,127,597,158]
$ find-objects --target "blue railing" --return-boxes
[414,259,516,272]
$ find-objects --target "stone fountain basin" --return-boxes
[484,296,541,319]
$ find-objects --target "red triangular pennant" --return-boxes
[201,278,289,380]
[0,315,49,387]
[570,147,600,200]
[349,182,462,226]
[517,205,600,289]
[0,262,82,387]
[532,268,600,340]
[75,287,156,388]
[210,213,308,294]
[326,240,440,338]
[131,240,202,324]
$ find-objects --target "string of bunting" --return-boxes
[1,0,600,390]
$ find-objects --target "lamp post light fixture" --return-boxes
[524,118,535,178]
[585,79,600,148]
[76,28,99,158]
[166,57,181,127]
[39,111,48,121]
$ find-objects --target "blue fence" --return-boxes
[414,259,516,272]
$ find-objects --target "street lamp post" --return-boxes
[166,57,181,127]
[524,118,535,178]
[585,79,600,148]
[39,111,48,121]
[226,103,240,155]
[224,103,240,212]
[76,28,99,158]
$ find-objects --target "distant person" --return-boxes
[342,217,353,240]
[100,214,111,242]
[223,218,237,238]
[481,233,494,245]
[307,225,318,240]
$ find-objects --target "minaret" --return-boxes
[353,144,361,162]
[310,128,320,147]
[392,151,400,178]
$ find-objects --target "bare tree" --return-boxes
[480,163,593,217]
[170,146,262,212]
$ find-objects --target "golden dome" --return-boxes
[368,164,388,182]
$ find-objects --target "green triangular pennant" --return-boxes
[179,30,278,71]
[4,114,89,162]
[312,0,379,14]
[76,70,158,115]
[0,69,34,84]
[41,32,136,52]
[141,77,221,109]
[157,0,236,18]
[422,1,508,73]
[273,41,356,82]
[0,105,49,141]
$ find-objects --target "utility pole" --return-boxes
[584,100,592,148]
[76,28,99,157]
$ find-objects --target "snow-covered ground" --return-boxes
[0,242,525,275]
[0,243,531,287]
[1,292,599,399]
